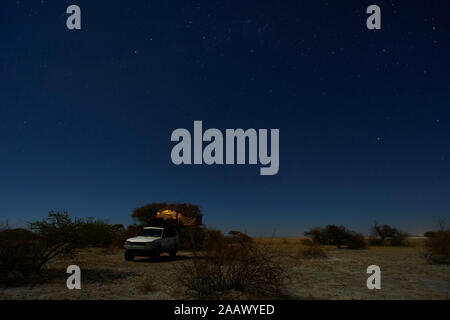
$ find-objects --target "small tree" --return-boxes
[131,203,168,225]
[28,210,82,269]
[304,227,328,244]
[371,223,407,246]
[305,225,366,249]
[372,223,398,245]
[324,225,351,248]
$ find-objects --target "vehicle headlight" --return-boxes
[125,241,131,246]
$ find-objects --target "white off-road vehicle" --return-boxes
[124,227,179,261]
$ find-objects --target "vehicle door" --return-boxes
[165,228,177,251]
[161,229,170,252]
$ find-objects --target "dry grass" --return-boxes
[138,274,158,293]
[0,238,448,300]
[298,240,328,259]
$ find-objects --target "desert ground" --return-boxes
[0,238,449,300]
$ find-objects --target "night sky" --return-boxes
[1,1,449,236]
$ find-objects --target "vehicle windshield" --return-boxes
[137,229,162,237]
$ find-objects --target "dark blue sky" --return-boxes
[1,1,449,236]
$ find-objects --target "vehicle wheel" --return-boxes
[125,251,134,261]
[152,247,161,260]
[170,249,177,259]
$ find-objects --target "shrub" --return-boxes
[304,227,328,244]
[424,229,450,264]
[304,225,349,248]
[346,233,367,249]
[227,230,253,244]
[1,211,120,285]
[424,231,437,238]
[298,239,327,259]
[178,225,207,251]
[368,237,384,246]
[204,228,224,243]
[305,226,367,249]
[76,218,123,248]
[112,224,142,248]
[177,232,285,299]
[389,233,408,246]
[0,228,43,285]
[324,225,352,248]
[27,211,84,270]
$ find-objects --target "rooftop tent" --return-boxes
[155,207,202,227]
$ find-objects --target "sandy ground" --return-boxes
[0,239,449,300]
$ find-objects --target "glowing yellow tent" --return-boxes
[155,208,202,226]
